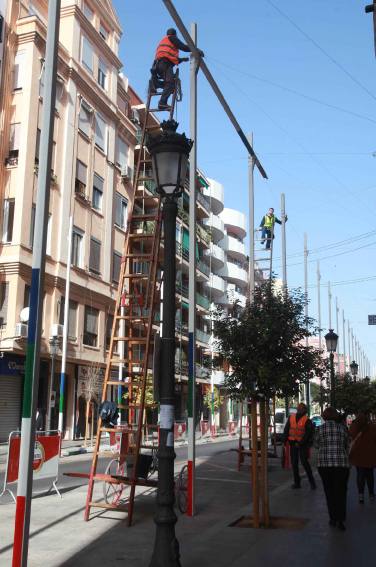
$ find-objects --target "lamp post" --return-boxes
[147,120,193,567]
[350,360,359,382]
[325,329,338,408]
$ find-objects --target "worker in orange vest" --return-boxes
[151,28,204,110]
[283,402,316,489]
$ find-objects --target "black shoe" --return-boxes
[291,484,301,489]
[329,520,336,527]
[337,522,346,531]
[158,102,171,110]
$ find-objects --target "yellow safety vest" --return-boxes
[264,214,275,229]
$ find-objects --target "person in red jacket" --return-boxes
[151,28,204,110]
[283,403,316,489]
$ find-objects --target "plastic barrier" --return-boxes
[0,430,61,502]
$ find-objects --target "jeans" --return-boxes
[357,467,374,495]
[290,444,316,487]
[318,467,349,522]
[261,227,273,249]
[154,59,175,105]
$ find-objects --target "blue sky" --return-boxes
[113,0,376,371]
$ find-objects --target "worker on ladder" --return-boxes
[260,207,287,249]
[151,28,204,110]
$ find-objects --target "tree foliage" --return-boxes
[335,377,376,416]
[213,281,327,401]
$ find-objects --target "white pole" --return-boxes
[187,22,198,517]
[248,133,255,301]
[317,262,321,350]
[335,297,339,375]
[281,194,287,295]
[328,281,332,330]
[58,216,73,434]
[342,310,346,374]
[304,234,309,411]
[348,321,352,361]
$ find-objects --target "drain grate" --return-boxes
[230,515,308,530]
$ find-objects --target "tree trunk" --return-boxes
[251,397,259,528]
[84,400,90,448]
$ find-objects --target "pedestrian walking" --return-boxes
[151,28,204,110]
[283,403,316,489]
[315,406,350,531]
[349,412,376,503]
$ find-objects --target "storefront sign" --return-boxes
[0,353,25,376]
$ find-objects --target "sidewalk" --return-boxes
[1,443,375,566]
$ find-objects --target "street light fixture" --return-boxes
[325,329,338,408]
[350,360,359,382]
[147,120,193,567]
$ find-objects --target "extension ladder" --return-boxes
[83,72,181,525]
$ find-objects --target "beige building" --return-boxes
[0,0,137,440]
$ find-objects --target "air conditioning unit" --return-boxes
[121,166,133,182]
[15,323,28,338]
[50,323,64,338]
[131,108,140,125]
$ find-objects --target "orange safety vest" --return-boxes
[155,35,179,65]
[288,414,308,442]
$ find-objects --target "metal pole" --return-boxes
[348,321,352,361]
[335,297,339,375]
[328,281,332,330]
[248,133,255,301]
[317,261,324,412]
[304,234,310,414]
[342,310,346,375]
[47,344,56,431]
[330,352,336,408]
[150,198,180,567]
[12,2,60,565]
[187,22,198,518]
[161,0,267,179]
[281,194,287,296]
[58,216,73,434]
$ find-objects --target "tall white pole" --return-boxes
[351,329,355,363]
[248,133,255,300]
[58,216,73,434]
[348,321,352,361]
[317,262,322,351]
[304,234,310,412]
[281,194,287,295]
[187,22,198,517]
[328,281,332,330]
[335,297,339,375]
[12,1,61,564]
[342,310,346,374]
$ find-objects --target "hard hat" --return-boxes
[167,28,177,36]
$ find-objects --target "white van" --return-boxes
[270,407,297,443]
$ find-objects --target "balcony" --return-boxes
[197,260,210,277]
[203,214,224,244]
[219,262,248,287]
[224,235,246,262]
[196,223,211,246]
[176,241,189,262]
[204,243,225,271]
[177,207,189,225]
[196,329,210,344]
[196,292,210,310]
[176,280,189,298]
[196,191,210,213]
[204,178,224,215]
[226,288,247,307]
[220,208,246,240]
[207,273,225,298]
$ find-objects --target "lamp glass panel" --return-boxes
[154,150,181,194]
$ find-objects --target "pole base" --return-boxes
[149,535,181,567]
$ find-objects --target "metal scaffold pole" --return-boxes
[187,22,198,517]
[12,2,61,565]
[342,309,347,374]
[317,261,323,411]
[248,133,255,300]
[304,234,310,413]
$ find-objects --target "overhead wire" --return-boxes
[265,0,376,104]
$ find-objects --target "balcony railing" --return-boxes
[176,280,189,298]
[196,293,210,310]
[177,207,189,225]
[197,191,210,212]
[196,223,211,245]
[197,260,210,276]
[196,329,210,344]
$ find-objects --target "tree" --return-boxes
[83,362,103,447]
[336,377,376,416]
[213,280,327,527]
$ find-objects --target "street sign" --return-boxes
[368,315,376,325]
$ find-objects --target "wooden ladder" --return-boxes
[84,73,181,525]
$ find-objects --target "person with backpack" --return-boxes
[283,402,316,489]
[349,412,376,503]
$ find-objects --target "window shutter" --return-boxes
[79,103,91,136]
[13,52,25,90]
[89,238,101,273]
[112,251,122,283]
[76,160,87,185]
[85,306,98,334]
[10,123,20,151]
[93,173,104,191]
[0,283,9,327]
[116,137,128,168]
[95,114,106,151]
[82,36,93,72]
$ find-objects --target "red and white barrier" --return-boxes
[0,430,61,502]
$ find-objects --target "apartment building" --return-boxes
[0,0,136,441]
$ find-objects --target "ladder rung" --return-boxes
[88,501,129,512]
[100,426,136,433]
[122,274,150,279]
[129,234,154,239]
[117,403,143,410]
[115,316,150,321]
[131,214,157,221]
[113,336,147,341]
[106,380,129,386]
[148,107,171,112]
[125,254,153,259]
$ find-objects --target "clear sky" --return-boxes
[112,0,376,372]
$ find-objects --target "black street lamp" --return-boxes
[147,120,193,567]
[325,329,338,407]
[350,360,359,382]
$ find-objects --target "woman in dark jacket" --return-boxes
[349,413,376,503]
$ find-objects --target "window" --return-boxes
[0,283,9,328]
[23,284,31,308]
[83,2,93,21]
[2,199,15,243]
[99,22,108,41]
[92,173,103,211]
[81,36,93,73]
[83,305,99,346]
[46,214,52,255]
[105,313,113,350]
[59,298,78,340]
[97,59,107,90]
[75,159,87,197]
[89,237,101,274]
[94,113,107,151]
[9,123,20,159]
[78,102,92,137]
[35,128,41,163]
[116,137,128,170]
[13,52,25,90]
[29,205,35,248]
[72,227,84,268]
[114,193,128,230]
[112,251,122,284]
